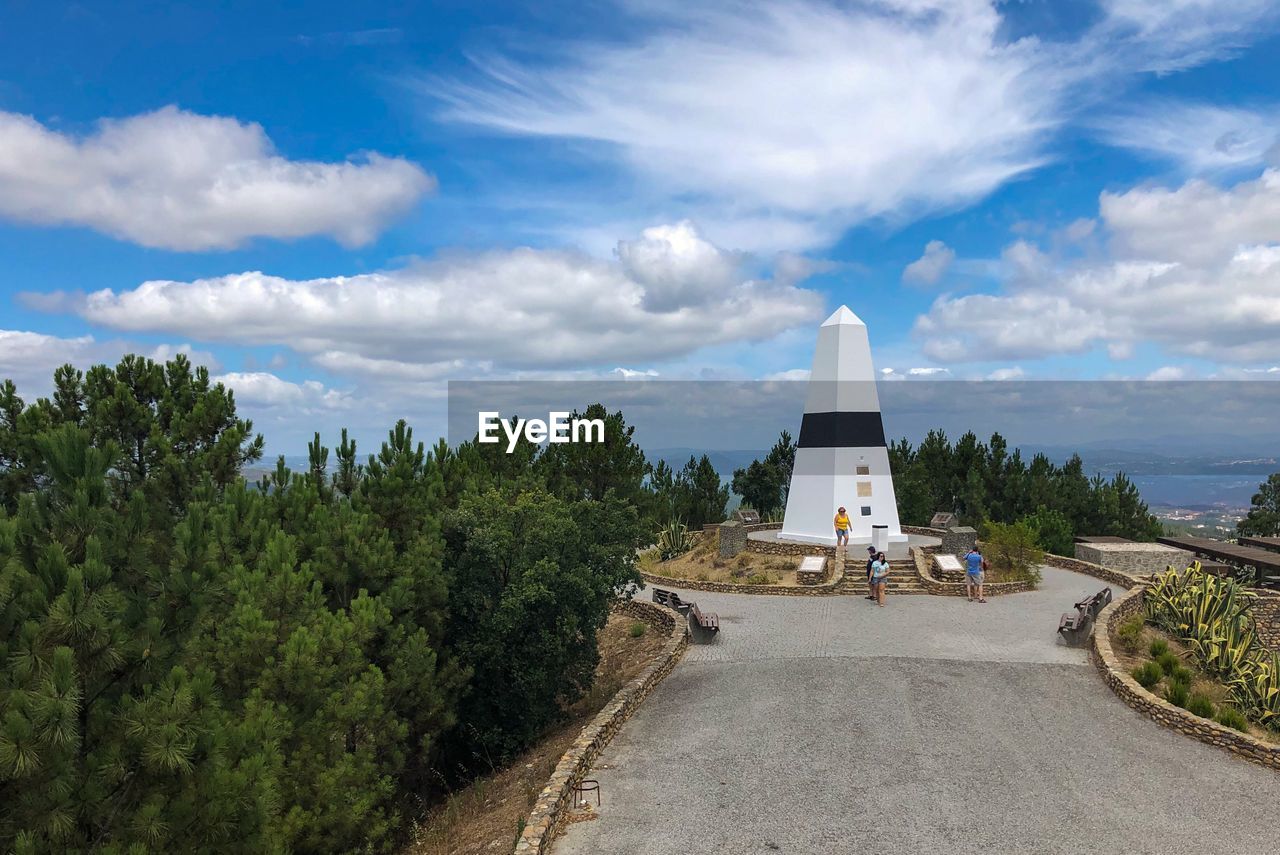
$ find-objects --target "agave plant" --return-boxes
[1145,563,1257,651]
[1228,650,1280,730]
[657,518,692,560]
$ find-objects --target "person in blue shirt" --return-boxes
[964,547,986,603]
[870,551,890,606]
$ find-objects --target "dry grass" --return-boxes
[1110,621,1279,745]
[638,534,802,586]
[405,613,667,855]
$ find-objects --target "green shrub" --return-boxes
[1165,681,1190,708]
[1215,706,1250,732]
[746,572,777,585]
[1115,616,1144,654]
[1186,693,1215,718]
[1155,651,1181,674]
[1166,665,1193,688]
[979,520,1044,586]
[1132,661,1163,689]
[1149,638,1169,658]
[628,622,647,638]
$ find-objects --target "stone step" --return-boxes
[839,584,928,593]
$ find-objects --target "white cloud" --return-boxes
[616,221,741,311]
[902,240,955,286]
[612,367,660,379]
[429,1,1063,250]
[987,367,1026,381]
[145,342,221,371]
[0,330,220,397]
[764,368,810,381]
[1063,218,1097,242]
[1146,365,1188,381]
[424,0,1277,251]
[0,106,434,250]
[1097,101,1280,174]
[55,222,824,373]
[879,366,950,380]
[1102,168,1280,265]
[915,167,1280,365]
[1095,0,1279,73]
[214,371,354,412]
[0,330,98,393]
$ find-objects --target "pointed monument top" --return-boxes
[821,305,865,327]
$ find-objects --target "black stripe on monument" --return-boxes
[797,411,887,448]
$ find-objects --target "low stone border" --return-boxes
[901,525,945,536]
[514,598,689,854]
[1042,552,1143,589]
[909,545,1034,597]
[640,570,844,596]
[701,521,784,534]
[1090,586,1280,772]
[745,537,840,558]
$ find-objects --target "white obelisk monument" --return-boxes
[778,305,905,547]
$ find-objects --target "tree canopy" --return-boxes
[1238,473,1280,538]
[0,362,645,853]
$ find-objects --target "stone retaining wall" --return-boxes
[515,599,689,854]
[701,521,784,534]
[901,525,945,536]
[1256,593,1280,652]
[1041,553,1142,589]
[640,570,843,596]
[745,537,840,558]
[910,545,1034,597]
[1089,587,1280,773]
[1074,542,1194,577]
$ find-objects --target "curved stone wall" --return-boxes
[1042,553,1142,589]
[640,570,843,597]
[910,545,1033,597]
[514,599,689,854]
[1089,587,1280,772]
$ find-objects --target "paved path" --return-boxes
[556,567,1280,855]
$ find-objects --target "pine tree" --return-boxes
[1238,473,1280,538]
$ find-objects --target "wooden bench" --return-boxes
[651,587,692,614]
[689,602,719,639]
[1057,588,1111,645]
[1076,587,1112,621]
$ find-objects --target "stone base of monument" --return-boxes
[746,529,939,561]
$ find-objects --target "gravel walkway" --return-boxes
[554,566,1280,855]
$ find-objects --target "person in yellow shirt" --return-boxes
[834,506,850,548]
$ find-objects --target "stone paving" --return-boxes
[555,566,1280,855]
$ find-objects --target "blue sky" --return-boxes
[1,1,1279,453]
